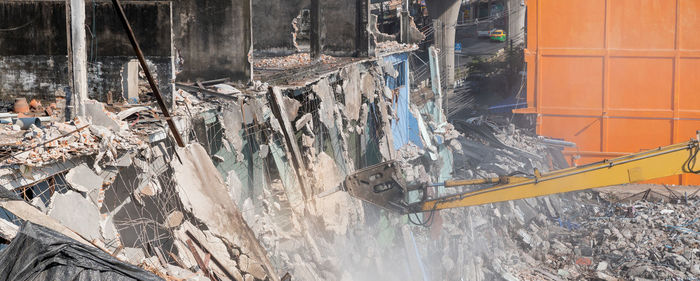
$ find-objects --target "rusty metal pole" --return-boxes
[110,0,185,147]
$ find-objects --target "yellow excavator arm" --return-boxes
[342,132,700,214]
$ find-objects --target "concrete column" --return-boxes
[400,0,410,43]
[507,0,525,45]
[400,14,410,43]
[356,0,372,57]
[125,60,140,103]
[69,0,88,117]
[426,0,460,119]
[64,0,74,120]
[310,0,321,59]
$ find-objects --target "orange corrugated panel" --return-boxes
[517,0,700,185]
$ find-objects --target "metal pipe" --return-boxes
[110,0,185,147]
[538,136,577,148]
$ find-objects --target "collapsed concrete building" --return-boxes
[0,0,457,280]
[3,1,697,281]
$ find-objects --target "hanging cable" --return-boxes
[684,142,700,174]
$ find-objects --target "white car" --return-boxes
[478,28,497,38]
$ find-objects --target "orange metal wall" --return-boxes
[517,0,700,185]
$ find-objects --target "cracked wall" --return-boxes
[252,0,362,57]
[0,1,173,103]
[173,0,252,82]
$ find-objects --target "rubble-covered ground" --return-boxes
[401,117,700,281]
[507,187,700,281]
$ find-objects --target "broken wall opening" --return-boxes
[252,0,311,56]
[172,0,252,82]
[292,8,312,52]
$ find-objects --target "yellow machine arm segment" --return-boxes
[418,139,700,212]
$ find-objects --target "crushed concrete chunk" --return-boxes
[282,96,302,121]
[221,102,244,156]
[122,247,147,264]
[246,261,268,280]
[165,211,184,228]
[341,65,361,121]
[597,261,609,271]
[238,254,249,272]
[84,100,126,132]
[230,267,244,281]
[312,78,335,128]
[295,113,313,131]
[65,164,103,193]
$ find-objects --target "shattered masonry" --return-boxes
[0,45,465,280]
[3,1,697,280]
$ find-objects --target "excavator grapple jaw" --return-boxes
[342,161,412,214]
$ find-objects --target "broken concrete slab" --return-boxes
[47,191,103,242]
[221,102,244,157]
[65,164,103,193]
[312,78,335,129]
[0,217,18,241]
[84,99,126,132]
[227,170,244,205]
[282,96,302,121]
[340,65,361,121]
[170,143,278,281]
[0,200,91,245]
[295,113,313,131]
[308,152,364,235]
[360,73,377,103]
[165,211,184,228]
[109,153,133,167]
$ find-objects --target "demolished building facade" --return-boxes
[3,1,697,281]
[0,1,462,280]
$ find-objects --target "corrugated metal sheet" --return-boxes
[516,0,700,185]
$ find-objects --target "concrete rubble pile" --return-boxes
[0,47,457,280]
[0,101,146,167]
[235,55,458,280]
[414,116,700,281]
[253,53,341,70]
[399,116,577,281]
[507,192,700,281]
[0,91,280,280]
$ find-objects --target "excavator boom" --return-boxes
[342,133,700,214]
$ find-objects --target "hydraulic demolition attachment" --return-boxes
[341,131,700,214]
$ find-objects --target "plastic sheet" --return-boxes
[0,222,162,281]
